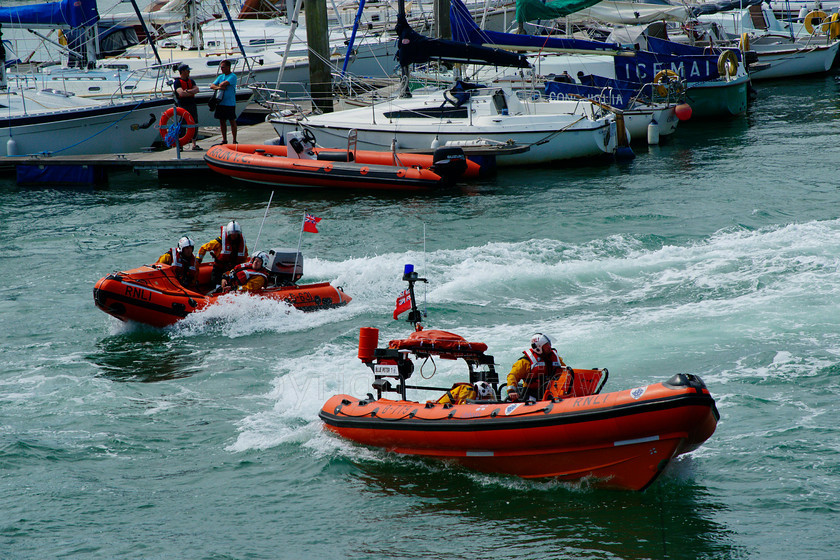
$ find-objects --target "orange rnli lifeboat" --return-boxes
[319,269,718,491]
[203,131,480,191]
[93,249,350,328]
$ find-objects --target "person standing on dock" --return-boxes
[196,221,249,288]
[506,333,567,402]
[209,59,238,145]
[174,64,201,151]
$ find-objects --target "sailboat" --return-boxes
[0,0,174,156]
[450,0,750,118]
[272,5,623,166]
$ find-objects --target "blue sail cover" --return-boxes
[450,0,619,53]
[0,0,99,29]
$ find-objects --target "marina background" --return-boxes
[2,67,840,559]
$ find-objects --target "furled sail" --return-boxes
[0,0,99,29]
[396,13,531,68]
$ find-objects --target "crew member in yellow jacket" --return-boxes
[221,251,269,293]
[507,333,567,401]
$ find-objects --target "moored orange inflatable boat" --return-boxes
[319,268,718,490]
[204,137,480,191]
[94,259,350,328]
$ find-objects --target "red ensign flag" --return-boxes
[303,213,321,233]
[393,289,412,320]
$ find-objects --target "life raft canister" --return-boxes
[159,107,196,147]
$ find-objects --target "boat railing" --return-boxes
[250,84,313,118]
[102,66,172,104]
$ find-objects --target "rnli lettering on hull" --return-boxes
[572,393,611,408]
[125,285,155,302]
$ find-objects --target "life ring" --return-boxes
[739,32,750,52]
[803,10,827,34]
[717,50,739,78]
[158,107,196,147]
[826,13,840,40]
[653,69,680,96]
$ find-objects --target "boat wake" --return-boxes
[228,220,840,477]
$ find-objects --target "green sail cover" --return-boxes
[516,0,604,23]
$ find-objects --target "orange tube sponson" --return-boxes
[320,374,718,491]
[204,144,481,191]
[93,262,350,328]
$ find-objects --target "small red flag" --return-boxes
[303,213,321,233]
[393,289,412,320]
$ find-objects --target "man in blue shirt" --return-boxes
[210,59,238,144]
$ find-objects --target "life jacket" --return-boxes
[521,348,564,389]
[214,226,246,268]
[173,77,195,100]
[231,262,267,288]
[169,247,197,285]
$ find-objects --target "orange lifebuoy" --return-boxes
[158,107,196,147]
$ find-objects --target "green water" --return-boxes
[2,74,840,559]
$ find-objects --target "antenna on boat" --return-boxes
[422,222,428,319]
[253,190,274,251]
[402,263,427,328]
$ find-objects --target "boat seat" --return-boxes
[316,151,355,162]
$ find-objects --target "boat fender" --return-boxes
[6,137,17,156]
[803,10,828,35]
[647,121,660,145]
[158,107,196,147]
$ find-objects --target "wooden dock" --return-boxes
[0,121,281,184]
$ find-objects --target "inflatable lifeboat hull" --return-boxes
[93,263,350,328]
[204,144,480,191]
[320,374,718,490]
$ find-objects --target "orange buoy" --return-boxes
[675,103,693,121]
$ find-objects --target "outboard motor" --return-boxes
[265,248,304,285]
[285,131,315,159]
[430,146,468,181]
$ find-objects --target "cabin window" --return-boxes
[384,108,468,119]
[88,87,102,92]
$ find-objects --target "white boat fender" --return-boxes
[6,137,17,157]
[647,120,660,145]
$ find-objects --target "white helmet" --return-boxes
[530,333,552,356]
[177,236,194,250]
[253,251,269,270]
[474,381,494,400]
[225,220,242,236]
